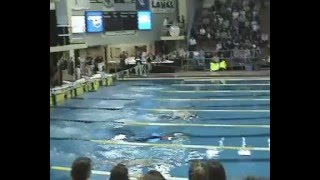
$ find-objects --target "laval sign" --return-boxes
[150,0,176,13]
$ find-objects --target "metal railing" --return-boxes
[114,63,150,79]
[182,49,269,70]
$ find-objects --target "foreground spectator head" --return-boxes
[141,170,166,180]
[244,176,269,180]
[71,157,92,180]
[188,160,208,180]
[110,163,129,180]
[206,160,226,180]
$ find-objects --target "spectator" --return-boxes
[223,20,230,29]
[205,26,211,34]
[244,5,250,13]
[191,0,266,64]
[212,54,220,63]
[215,30,221,40]
[245,19,250,28]
[71,157,92,180]
[207,32,212,40]
[244,176,268,180]
[252,22,260,32]
[141,170,166,180]
[66,57,75,75]
[199,26,206,36]
[232,10,239,20]
[226,6,232,14]
[232,20,239,35]
[261,33,269,45]
[75,57,81,79]
[110,164,129,180]
[78,57,86,76]
[189,37,197,51]
[181,15,185,25]
[217,15,224,26]
[239,12,246,24]
[119,51,127,70]
[226,30,232,38]
[226,40,234,50]
[216,41,223,51]
[252,44,261,57]
[206,160,226,180]
[197,49,206,66]
[163,17,169,28]
[203,17,210,25]
[253,10,259,18]
[188,160,208,180]
[220,30,228,39]
[85,56,93,76]
[244,39,252,48]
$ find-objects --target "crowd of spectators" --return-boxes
[69,156,267,180]
[189,0,269,61]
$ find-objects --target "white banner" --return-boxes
[150,0,176,13]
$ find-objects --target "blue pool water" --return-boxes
[50,78,270,180]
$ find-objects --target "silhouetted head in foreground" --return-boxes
[141,170,166,180]
[206,160,226,180]
[109,163,129,180]
[244,176,270,180]
[71,157,92,180]
[189,160,209,180]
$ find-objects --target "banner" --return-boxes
[150,0,176,13]
[136,0,150,11]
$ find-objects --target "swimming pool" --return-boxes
[50,78,270,180]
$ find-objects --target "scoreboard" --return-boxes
[104,11,138,31]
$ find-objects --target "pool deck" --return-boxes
[120,70,270,79]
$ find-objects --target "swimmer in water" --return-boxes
[160,111,198,121]
[133,132,187,143]
[111,127,188,143]
[133,133,171,142]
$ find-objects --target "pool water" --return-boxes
[50,78,270,180]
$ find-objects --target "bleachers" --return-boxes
[189,0,269,55]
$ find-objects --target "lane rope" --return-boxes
[161,90,270,93]
[120,121,270,128]
[89,140,270,151]
[153,98,270,101]
[171,84,270,86]
[138,108,270,112]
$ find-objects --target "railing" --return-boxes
[114,63,150,79]
[181,49,269,71]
